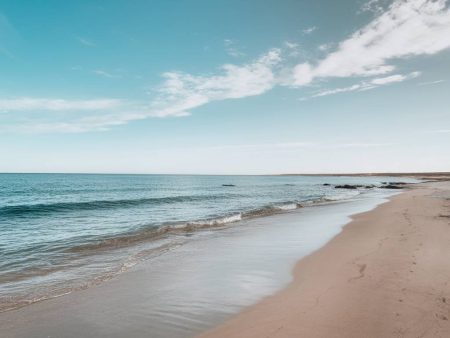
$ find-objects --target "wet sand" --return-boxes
[201,181,450,338]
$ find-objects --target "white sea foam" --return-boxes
[275,203,301,211]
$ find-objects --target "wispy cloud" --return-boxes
[93,70,121,78]
[302,26,317,34]
[77,37,96,47]
[372,71,420,84]
[309,71,420,98]
[418,79,446,86]
[293,0,450,86]
[284,41,298,49]
[0,98,122,112]
[150,48,282,117]
[359,0,389,14]
[318,43,333,52]
[310,84,373,98]
[224,39,245,58]
[371,73,411,85]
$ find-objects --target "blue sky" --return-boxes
[0,0,449,174]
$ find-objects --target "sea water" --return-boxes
[0,173,416,312]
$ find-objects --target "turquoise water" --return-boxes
[0,173,415,311]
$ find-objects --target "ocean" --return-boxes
[0,173,417,313]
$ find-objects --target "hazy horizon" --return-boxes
[1,0,449,174]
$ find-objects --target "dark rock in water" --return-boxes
[222,184,236,187]
[323,183,331,186]
[380,184,404,189]
[381,181,408,185]
[335,184,361,189]
[364,185,375,189]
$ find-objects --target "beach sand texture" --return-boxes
[201,181,450,338]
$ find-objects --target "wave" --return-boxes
[0,194,235,218]
[64,202,307,255]
[274,202,302,210]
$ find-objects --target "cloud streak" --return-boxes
[93,70,121,78]
[310,71,420,98]
[418,79,446,85]
[0,98,122,112]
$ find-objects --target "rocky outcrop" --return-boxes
[379,184,404,189]
[335,184,363,189]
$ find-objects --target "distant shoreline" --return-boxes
[279,172,450,179]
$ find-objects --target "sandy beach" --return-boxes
[201,181,450,338]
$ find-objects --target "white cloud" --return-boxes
[292,63,314,86]
[418,79,446,85]
[318,43,333,52]
[151,48,282,117]
[293,0,450,86]
[302,26,317,34]
[310,71,420,98]
[360,0,389,14]
[311,84,369,98]
[0,98,122,112]
[371,71,420,84]
[370,74,408,85]
[93,70,121,78]
[284,41,298,49]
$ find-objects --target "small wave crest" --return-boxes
[64,202,306,255]
[0,194,233,218]
[275,202,302,211]
[65,213,244,255]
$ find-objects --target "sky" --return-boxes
[0,0,449,174]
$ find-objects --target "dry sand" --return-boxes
[200,181,450,338]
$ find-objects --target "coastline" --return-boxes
[200,181,450,338]
[0,185,395,338]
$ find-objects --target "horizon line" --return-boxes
[0,171,449,177]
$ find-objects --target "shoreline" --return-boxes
[0,185,396,337]
[0,182,393,315]
[200,181,450,338]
